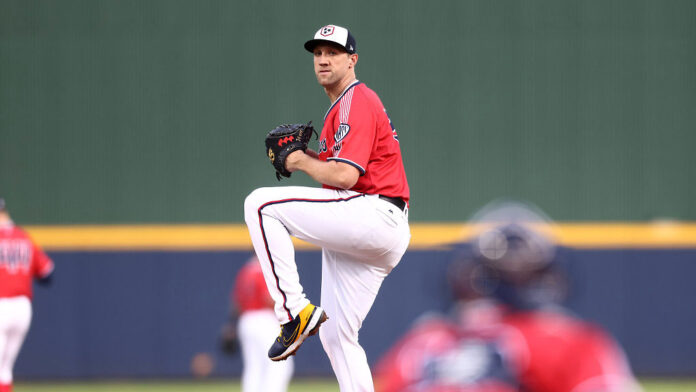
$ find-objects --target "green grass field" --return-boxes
[12,378,696,392]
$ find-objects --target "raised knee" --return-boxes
[244,188,271,223]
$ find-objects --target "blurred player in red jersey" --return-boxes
[220,256,293,392]
[374,200,642,392]
[0,198,54,392]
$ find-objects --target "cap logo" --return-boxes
[320,26,335,36]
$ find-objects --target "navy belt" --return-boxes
[378,195,406,211]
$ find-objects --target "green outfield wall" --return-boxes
[1,0,694,224]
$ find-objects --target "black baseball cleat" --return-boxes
[268,303,328,361]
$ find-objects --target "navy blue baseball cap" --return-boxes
[304,25,357,54]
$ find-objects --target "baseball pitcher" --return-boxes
[244,24,410,392]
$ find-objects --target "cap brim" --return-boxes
[304,39,351,54]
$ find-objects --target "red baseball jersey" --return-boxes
[502,310,636,392]
[375,309,637,392]
[317,81,410,202]
[375,316,518,392]
[0,223,54,299]
[233,259,274,313]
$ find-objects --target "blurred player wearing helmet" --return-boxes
[220,256,294,392]
[0,198,54,392]
[375,200,642,392]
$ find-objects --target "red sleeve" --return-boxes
[504,311,638,392]
[234,260,273,311]
[327,90,376,174]
[233,263,251,307]
[31,240,54,279]
[252,264,274,307]
[374,327,423,392]
[564,325,637,391]
[374,317,458,392]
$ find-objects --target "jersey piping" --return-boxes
[327,157,365,175]
[323,80,361,121]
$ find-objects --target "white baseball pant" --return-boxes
[238,309,294,392]
[0,296,32,386]
[244,186,410,392]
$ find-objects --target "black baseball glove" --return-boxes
[265,121,317,180]
[219,320,238,355]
